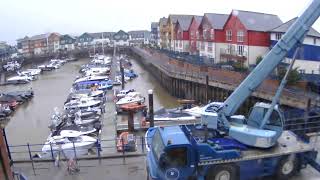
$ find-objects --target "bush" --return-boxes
[256,55,263,65]
[277,67,301,85]
[233,61,248,72]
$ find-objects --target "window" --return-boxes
[203,29,207,40]
[237,45,244,56]
[152,130,165,160]
[208,42,213,52]
[226,30,232,41]
[196,31,199,39]
[164,148,187,167]
[267,110,282,127]
[227,44,233,54]
[314,38,317,45]
[275,33,282,40]
[237,31,244,42]
[190,31,195,38]
[201,42,205,50]
[210,29,214,40]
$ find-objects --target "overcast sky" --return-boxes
[0,0,319,44]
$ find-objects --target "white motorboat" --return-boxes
[115,89,135,99]
[41,133,96,158]
[47,62,61,69]
[74,75,109,84]
[92,55,111,65]
[20,68,42,76]
[50,59,66,65]
[84,67,110,76]
[7,74,34,84]
[64,98,103,113]
[116,92,145,106]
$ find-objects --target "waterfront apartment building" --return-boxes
[90,32,114,47]
[159,17,168,49]
[60,34,76,51]
[173,15,195,53]
[150,22,160,46]
[29,33,51,55]
[216,10,283,67]
[270,18,320,74]
[48,33,60,53]
[113,30,130,46]
[128,30,151,45]
[77,33,94,48]
[197,13,228,59]
[167,15,195,51]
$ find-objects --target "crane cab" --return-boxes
[229,102,284,148]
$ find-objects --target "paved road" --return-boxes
[13,156,320,180]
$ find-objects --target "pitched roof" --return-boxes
[191,16,203,30]
[89,32,115,39]
[176,15,194,31]
[204,13,229,29]
[270,17,320,37]
[159,17,168,26]
[29,33,51,40]
[168,14,194,25]
[63,34,76,40]
[231,10,283,31]
[128,30,150,38]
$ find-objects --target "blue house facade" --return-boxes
[77,33,94,47]
[60,34,76,51]
[270,18,320,74]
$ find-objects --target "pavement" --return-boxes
[13,156,146,180]
[13,155,320,180]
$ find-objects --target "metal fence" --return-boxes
[9,136,150,176]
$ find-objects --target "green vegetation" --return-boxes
[277,67,301,85]
[256,55,263,65]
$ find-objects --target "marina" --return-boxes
[1,0,320,179]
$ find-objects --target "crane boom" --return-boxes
[221,0,320,117]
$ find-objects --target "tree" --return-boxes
[256,55,263,65]
[277,67,301,85]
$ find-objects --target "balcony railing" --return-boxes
[220,48,247,62]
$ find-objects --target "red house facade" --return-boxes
[197,13,228,60]
[173,15,194,52]
[218,10,283,66]
[188,16,202,54]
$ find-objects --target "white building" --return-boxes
[113,30,130,47]
[270,17,320,74]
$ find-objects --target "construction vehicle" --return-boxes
[145,0,320,179]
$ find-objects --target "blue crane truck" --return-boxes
[145,0,320,179]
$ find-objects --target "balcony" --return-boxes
[220,48,247,62]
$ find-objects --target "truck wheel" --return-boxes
[206,164,237,180]
[275,156,299,179]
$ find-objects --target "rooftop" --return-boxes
[176,15,194,31]
[159,17,168,26]
[270,17,320,37]
[204,13,229,29]
[29,33,51,41]
[230,10,283,31]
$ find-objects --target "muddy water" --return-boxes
[2,55,178,146]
